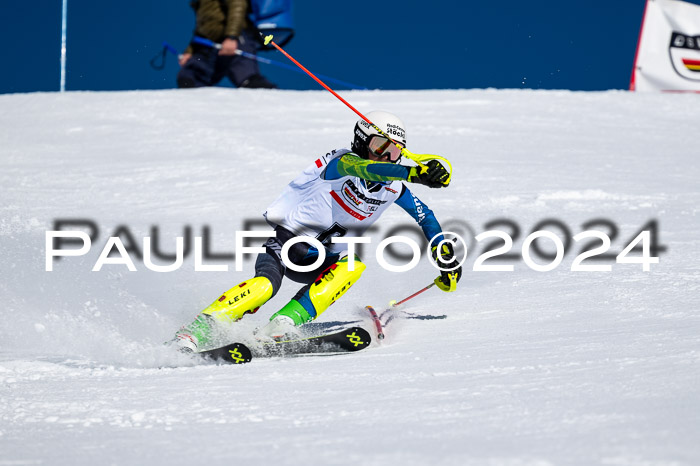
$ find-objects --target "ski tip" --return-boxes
[225,343,253,364]
[342,327,372,352]
[199,342,253,365]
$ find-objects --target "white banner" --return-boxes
[631,0,700,92]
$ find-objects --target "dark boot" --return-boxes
[240,74,278,89]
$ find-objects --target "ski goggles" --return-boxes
[368,135,404,162]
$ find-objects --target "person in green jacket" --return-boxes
[177,0,276,89]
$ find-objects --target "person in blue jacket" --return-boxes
[177,0,276,89]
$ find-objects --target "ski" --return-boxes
[193,326,371,364]
[260,326,372,356]
[197,342,253,364]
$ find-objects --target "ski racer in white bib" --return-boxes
[173,111,461,351]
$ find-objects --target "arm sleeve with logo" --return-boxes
[323,154,410,182]
[395,185,444,247]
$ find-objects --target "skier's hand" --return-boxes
[219,38,239,56]
[178,53,192,67]
[431,241,461,292]
[408,160,450,188]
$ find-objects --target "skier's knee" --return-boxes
[254,254,283,297]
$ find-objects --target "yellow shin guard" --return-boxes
[308,256,366,318]
[201,276,274,323]
[264,256,366,336]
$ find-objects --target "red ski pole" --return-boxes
[263,36,370,124]
[261,34,456,180]
[365,306,385,340]
[390,282,436,308]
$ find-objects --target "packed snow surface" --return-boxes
[1,88,699,465]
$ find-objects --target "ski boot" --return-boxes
[260,255,366,339]
[172,276,274,351]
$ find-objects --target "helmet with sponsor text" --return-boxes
[351,110,406,163]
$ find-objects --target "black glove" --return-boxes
[408,160,450,188]
[431,241,462,292]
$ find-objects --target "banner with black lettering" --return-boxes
[631,0,700,92]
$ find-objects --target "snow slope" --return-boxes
[1,88,699,465]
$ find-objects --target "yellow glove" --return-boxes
[431,242,461,292]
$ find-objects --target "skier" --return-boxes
[173,111,461,352]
